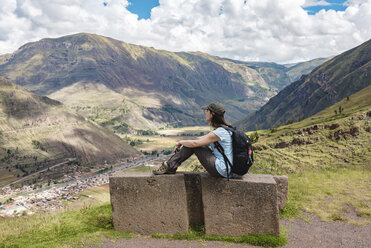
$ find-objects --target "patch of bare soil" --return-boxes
[281,213,371,248]
[89,237,258,248]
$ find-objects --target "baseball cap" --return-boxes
[201,102,226,116]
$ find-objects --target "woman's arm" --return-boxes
[176,132,220,148]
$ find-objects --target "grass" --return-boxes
[245,94,371,225]
[280,169,371,224]
[125,164,155,173]
[0,204,134,248]
[63,184,111,210]
[151,225,288,248]
[0,204,287,248]
[129,135,178,152]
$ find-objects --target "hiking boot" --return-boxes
[152,161,175,175]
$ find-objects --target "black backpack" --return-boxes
[214,126,254,178]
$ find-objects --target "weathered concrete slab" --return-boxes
[273,175,288,211]
[201,174,280,236]
[109,172,189,235]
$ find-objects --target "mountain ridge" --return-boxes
[0,33,327,131]
[236,38,371,131]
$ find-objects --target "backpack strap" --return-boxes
[214,141,232,180]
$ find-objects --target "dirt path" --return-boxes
[90,238,258,248]
[281,214,371,248]
[90,214,371,248]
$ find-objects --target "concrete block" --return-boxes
[109,172,189,235]
[201,174,280,236]
[273,175,288,211]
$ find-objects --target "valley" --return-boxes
[0,154,156,217]
[0,33,327,133]
[0,124,213,217]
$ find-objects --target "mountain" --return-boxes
[0,54,11,66]
[0,33,325,132]
[0,77,139,185]
[283,57,330,82]
[236,39,371,131]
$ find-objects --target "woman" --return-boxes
[152,102,234,178]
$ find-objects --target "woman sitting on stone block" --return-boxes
[153,102,233,178]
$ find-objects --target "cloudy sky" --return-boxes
[0,0,370,63]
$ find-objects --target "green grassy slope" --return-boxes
[236,39,371,131]
[251,84,371,172]
[0,77,139,185]
[248,86,371,223]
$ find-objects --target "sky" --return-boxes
[0,0,370,63]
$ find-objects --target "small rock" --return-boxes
[326,123,340,130]
[350,127,360,136]
[292,138,305,145]
[275,141,290,148]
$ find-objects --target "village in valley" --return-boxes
[0,154,154,217]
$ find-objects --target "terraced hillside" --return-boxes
[251,84,371,173]
[0,77,139,186]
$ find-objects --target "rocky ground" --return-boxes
[90,214,371,248]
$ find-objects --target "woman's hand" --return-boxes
[173,141,183,153]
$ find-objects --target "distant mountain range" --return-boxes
[0,33,327,131]
[0,77,139,185]
[236,39,371,131]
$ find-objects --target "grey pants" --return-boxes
[167,146,222,177]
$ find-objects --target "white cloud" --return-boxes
[302,0,332,8]
[0,0,370,63]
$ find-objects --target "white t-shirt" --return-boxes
[210,127,233,178]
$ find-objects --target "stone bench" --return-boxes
[109,172,288,236]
